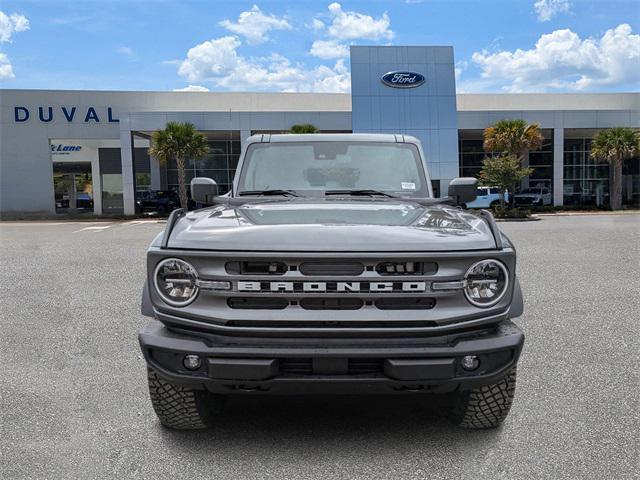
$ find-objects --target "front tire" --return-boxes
[147,369,225,429]
[450,367,517,429]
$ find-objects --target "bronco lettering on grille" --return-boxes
[236,281,428,293]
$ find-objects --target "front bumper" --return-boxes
[139,319,524,395]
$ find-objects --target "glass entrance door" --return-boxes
[53,162,94,213]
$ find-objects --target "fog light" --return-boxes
[183,354,202,370]
[461,355,480,371]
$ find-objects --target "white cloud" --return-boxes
[0,11,30,43]
[471,24,640,92]
[118,46,134,56]
[0,52,14,79]
[324,3,393,41]
[177,36,350,93]
[310,18,325,31]
[219,5,291,45]
[534,0,570,22]
[173,85,210,92]
[310,39,349,59]
[178,36,242,82]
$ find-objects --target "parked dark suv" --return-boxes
[136,190,187,215]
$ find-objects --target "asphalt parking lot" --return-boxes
[1,214,638,479]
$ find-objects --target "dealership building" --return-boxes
[1,45,638,216]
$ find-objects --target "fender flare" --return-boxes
[141,280,154,317]
[508,277,524,319]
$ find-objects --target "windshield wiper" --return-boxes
[238,189,300,197]
[325,189,397,198]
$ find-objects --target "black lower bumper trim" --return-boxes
[139,319,524,394]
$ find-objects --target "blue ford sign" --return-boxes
[381,71,425,88]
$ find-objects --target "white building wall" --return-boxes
[0,87,637,215]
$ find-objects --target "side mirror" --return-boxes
[448,177,478,205]
[190,177,218,205]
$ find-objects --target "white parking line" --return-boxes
[72,225,112,233]
[122,219,166,225]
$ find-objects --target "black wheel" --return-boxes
[490,201,500,209]
[147,369,225,430]
[449,367,517,429]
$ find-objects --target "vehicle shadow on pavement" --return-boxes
[157,394,502,453]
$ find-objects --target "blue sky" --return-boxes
[1,0,638,93]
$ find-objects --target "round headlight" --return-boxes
[463,259,509,307]
[153,258,199,307]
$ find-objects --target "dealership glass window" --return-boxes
[527,134,553,190]
[165,134,241,195]
[132,146,152,192]
[459,129,554,192]
[52,162,94,213]
[563,137,610,206]
[98,148,124,214]
[101,174,124,213]
[136,173,151,191]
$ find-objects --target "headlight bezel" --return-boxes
[463,259,510,308]
[153,258,199,307]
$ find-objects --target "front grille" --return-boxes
[299,262,364,276]
[279,358,313,375]
[227,298,288,309]
[279,358,384,376]
[209,257,454,316]
[348,358,384,375]
[226,261,287,275]
[225,320,439,328]
[300,298,364,310]
[375,261,438,275]
[375,298,436,310]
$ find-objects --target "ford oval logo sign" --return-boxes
[381,71,425,89]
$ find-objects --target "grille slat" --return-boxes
[227,298,288,309]
[300,298,364,310]
[299,262,364,276]
[375,298,436,310]
[279,358,384,376]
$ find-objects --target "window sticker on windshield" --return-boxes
[401,182,416,190]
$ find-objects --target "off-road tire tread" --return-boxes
[453,367,517,429]
[147,369,210,430]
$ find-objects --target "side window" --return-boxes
[489,188,499,195]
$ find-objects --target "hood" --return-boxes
[166,199,497,252]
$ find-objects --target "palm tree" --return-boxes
[590,127,640,210]
[483,119,544,207]
[483,119,544,162]
[289,124,319,134]
[148,122,209,211]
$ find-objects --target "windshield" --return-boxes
[237,142,430,197]
[519,188,541,194]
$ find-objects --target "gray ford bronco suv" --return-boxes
[139,134,524,429]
